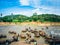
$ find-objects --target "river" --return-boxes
[0,25,60,45]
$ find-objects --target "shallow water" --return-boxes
[0,25,60,35]
[0,25,60,45]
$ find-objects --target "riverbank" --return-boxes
[0,22,60,26]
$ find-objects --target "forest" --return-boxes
[0,13,60,22]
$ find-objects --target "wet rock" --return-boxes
[0,34,7,38]
[6,39,14,44]
[20,34,26,39]
[22,30,27,32]
[39,30,46,37]
[0,38,6,44]
[8,31,16,34]
[34,31,40,37]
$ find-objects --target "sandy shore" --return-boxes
[0,22,60,26]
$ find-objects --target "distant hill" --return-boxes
[0,14,60,22]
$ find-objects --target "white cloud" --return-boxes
[1,0,60,16]
[30,0,60,15]
[30,0,41,8]
[48,0,60,2]
[20,0,30,6]
[1,6,60,17]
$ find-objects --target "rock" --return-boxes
[20,34,26,39]
[8,31,16,34]
[0,34,7,38]
[22,30,27,32]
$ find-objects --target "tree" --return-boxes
[0,13,3,17]
[33,12,37,16]
[11,13,13,22]
[0,13,3,22]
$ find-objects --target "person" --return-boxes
[29,27,31,31]
[30,32,35,40]
[25,31,31,44]
[18,34,20,41]
[13,35,18,41]
[30,32,37,45]
[34,41,37,45]
[5,41,9,45]
[53,36,56,45]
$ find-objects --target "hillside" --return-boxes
[0,14,60,22]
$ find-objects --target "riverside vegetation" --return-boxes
[0,13,60,22]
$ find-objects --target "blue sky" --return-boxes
[0,0,60,16]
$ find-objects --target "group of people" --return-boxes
[25,27,37,45]
[8,27,37,45]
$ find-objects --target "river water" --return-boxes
[0,25,60,36]
[0,25,60,45]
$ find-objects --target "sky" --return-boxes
[0,0,60,16]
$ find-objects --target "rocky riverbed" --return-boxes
[0,25,60,45]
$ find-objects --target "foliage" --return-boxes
[0,14,60,22]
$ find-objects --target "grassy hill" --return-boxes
[0,14,60,22]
